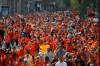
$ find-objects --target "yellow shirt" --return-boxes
[40,44,50,55]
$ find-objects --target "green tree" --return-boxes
[70,0,80,10]
[79,0,96,19]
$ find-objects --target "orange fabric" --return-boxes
[40,44,50,54]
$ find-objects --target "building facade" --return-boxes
[0,0,23,15]
[1,0,97,16]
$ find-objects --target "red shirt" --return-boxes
[5,36,11,43]
[18,37,22,43]
[29,44,36,56]
[8,31,14,38]
[24,45,29,51]
[25,37,31,43]
[66,46,74,52]
[64,39,70,47]
[16,49,24,58]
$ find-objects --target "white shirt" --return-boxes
[55,61,67,66]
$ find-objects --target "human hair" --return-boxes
[45,56,50,64]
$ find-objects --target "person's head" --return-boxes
[35,56,40,63]
[45,56,50,63]
[59,56,64,62]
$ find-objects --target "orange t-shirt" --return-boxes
[40,44,50,55]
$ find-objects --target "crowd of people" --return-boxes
[0,9,99,66]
